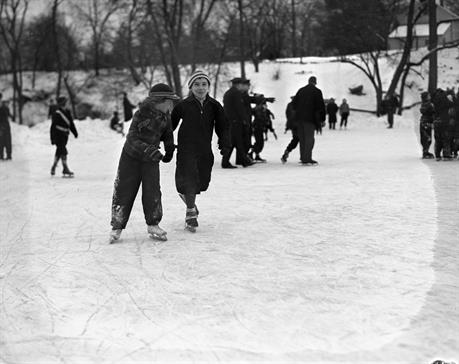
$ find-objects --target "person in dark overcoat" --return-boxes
[281,97,299,163]
[171,70,231,231]
[432,88,453,161]
[326,98,338,130]
[0,95,14,161]
[251,101,274,162]
[123,92,136,122]
[419,91,435,159]
[291,76,326,165]
[50,96,78,176]
[110,84,178,243]
[222,78,253,168]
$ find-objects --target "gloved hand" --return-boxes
[162,151,174,163]
[144,145,163,162]
[265,97,275,103]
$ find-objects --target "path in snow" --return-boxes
[0,113,458,363]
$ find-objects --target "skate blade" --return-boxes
[185,225,196,233]
[62,174,75,178]
[108,237,120,244]
[149,233,168,241]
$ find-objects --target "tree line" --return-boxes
[1,0,458,123]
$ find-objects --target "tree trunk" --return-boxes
[428,0,437,94]
[291,0,296,57]
[238,0,246,78]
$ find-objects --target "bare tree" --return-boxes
[72,0,124,76]
[0,0,29,124]
[146,0,184,96]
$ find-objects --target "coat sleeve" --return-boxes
[316,90,326,122]
[171,103,182,131]
[214,102,231,151]
[160,119,175,154]
[67,110,78,138]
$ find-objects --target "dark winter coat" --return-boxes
[420,101,435,126]
[50,107,78,145]
[291,84,326,128]
[285,101,297,131]
[432,89,452,125]
[223,86,249,125]
[171,94,230,153]
[0,105,13,131]
[123,95,135,121]
[123,96,174,162]
[253,105,274,131]
[326,101,338,122]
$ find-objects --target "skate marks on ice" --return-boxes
[0,128,441,362]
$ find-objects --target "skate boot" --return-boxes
[62,156,74,177]
[109,229,122,244]
[281,150,289,164]
[422,152,434,159]
[178,193,199,215]
[147,225,167,241]
[185,207,199,232]
[254,154,266,163]
[51,164,57,176]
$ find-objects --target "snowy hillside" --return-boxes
[1,49,458,363]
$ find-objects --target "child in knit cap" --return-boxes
[419,91,435,159]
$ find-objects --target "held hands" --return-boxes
[144,145,163,162]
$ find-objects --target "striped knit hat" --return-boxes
[188,70,211,89]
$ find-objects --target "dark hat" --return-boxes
[149,83,180,99]
[421,91,430,101]
[57,96,67,104]
[241,78,250,85]
[231,77,243,84]
[308,76,317,84]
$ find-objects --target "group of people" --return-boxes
[419,87,459,160]
[108,72,332,243]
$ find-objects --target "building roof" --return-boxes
[389,23,451,38]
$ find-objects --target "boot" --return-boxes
[50,156,60,175]
[109,229,122,244]
[61,156,74,177]
[254,154,266,162]
[281,150,289,163]
[185,207,199,232]
[147,225,167,241]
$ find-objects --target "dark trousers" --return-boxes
[340,113,349,127]
[285,129,299,153]
[227,121,250,165]
[111,150,162,229]
[297,122,315,162]
[252,128,265,154]
[420,124,432,154]
[328,115,337,129]
[0,127,12,159]
[434,122,452,158]
[387,112,394,128]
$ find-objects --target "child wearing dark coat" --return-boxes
[252,102,275,162]
[419,91,435,159]
[50,96,78,176]
[326,98,338,129]
[109,84,179,243]
[171,70,231,232]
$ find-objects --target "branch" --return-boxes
[408,40,459,67]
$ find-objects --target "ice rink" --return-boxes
[1,108,458,363]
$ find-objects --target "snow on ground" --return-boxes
[1,52,458,363]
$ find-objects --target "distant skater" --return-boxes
[0,94,14,161]
[419,91,435,159]
[326,98,338,130]
[339,99,350,129]
[50,96,78,176]
[281,97,299,163]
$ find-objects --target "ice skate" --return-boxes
[109,229,122,244]
[178,193,199,215]
[50,165,57,176]
[422,152,434,159]
[281,150,289,163]
[300,159,319,166]
[147,225,168,241]
[62,166,74,178]
[254,154,266,163]
[185,207,198,233]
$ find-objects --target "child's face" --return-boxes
[191,78,210,99]
[155,99,174,114]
